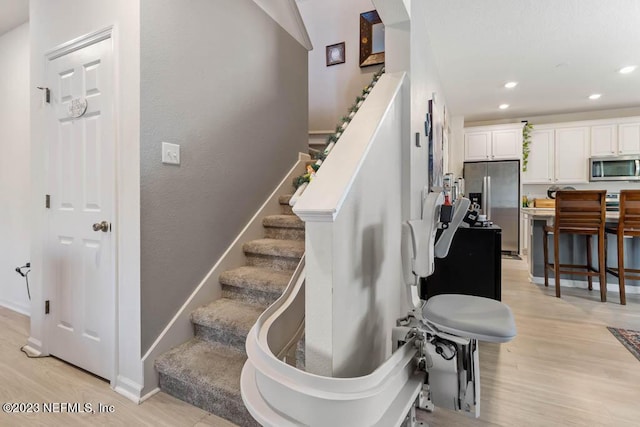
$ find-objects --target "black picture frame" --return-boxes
[428,99,444,190]
[359,10,385,67]
[326,42,346,66]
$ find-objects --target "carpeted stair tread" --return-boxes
[220,266,291,295]
[263,214,304,229]
[191,298,263,339]
[278,195,293,205]
[155,339,257,426]
[243,238,304,259]
[156,186,306,425]
[279,195,294,214]
[155,339,245,395]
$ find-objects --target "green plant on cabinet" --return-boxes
[522,122,533,172]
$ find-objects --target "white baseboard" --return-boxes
[139,387,160,403]
[530,276,640,294]
[0,299,30,316]
[114,375,144,404]
[24,336,44,356]
[139,154,310,397]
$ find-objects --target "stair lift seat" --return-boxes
[396,191,516,419]
[423,294,517,343]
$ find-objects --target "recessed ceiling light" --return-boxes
[504,82,518,89]
[589,94,602,100]
[619,66,637,74]
[499,104,510,110]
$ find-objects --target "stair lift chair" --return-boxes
[394,191,517,419]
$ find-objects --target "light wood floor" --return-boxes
[1,258,639,426]
[422,258,640,427]
[0,307,235,427]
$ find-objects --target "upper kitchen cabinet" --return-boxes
[618,123,640,154]
[464,131,490,161]
[522,129,554,183]
[464,124,522,161]
[492,129,522,159]
[591,120,640,156]
[590,124,617,156]
[522,126,589,184]
[554,127,589,183]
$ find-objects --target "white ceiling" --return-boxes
[3,0,639,124]
[424,0,640,123]
[0,0,28,36]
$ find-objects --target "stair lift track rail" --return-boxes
[241,255,425,427]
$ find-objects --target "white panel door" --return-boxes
[464,131,490,160]
[45,37,114,380]
[555,127,589,184]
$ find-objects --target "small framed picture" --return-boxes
[326,42,346,66]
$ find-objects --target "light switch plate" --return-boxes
[162,142,180,165]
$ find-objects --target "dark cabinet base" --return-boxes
[422,225,502,301]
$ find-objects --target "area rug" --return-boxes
[607,327,640,362]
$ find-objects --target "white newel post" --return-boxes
[303,220,336,376]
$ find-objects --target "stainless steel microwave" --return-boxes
[590,156,640,181]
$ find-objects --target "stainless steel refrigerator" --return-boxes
[463,160,520,254]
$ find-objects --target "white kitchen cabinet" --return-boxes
[590,124,617,156]
[618,123,640,155]
[464,131,490,161]
[522,127,589,184]
[591,123,640,156]
[492,129,522,159]
[555,127,589,183]
[464,126,522,161]
[523,129,554,184]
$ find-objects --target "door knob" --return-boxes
[92,221,110,232]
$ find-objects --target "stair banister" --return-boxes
[242,72,416,425]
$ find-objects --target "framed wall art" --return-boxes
[359,10,385,67]
[428,98,444,190]
[326,42,346,66]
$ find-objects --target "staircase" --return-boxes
[155,194,304,426]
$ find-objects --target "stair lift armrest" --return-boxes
[434,198,471,259]
[407,218,436,280]
[404,194,471,282]
[402,192,443,312]
[409,192,443,279]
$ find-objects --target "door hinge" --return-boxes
[45,194,50,209]
[37,87,50,104]
[45,300,50,314]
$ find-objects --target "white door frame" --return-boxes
[42,25,119,386]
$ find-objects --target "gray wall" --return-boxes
[140,0,308,353]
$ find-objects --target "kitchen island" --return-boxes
[522,208,639,297]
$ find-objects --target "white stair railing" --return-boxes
[242,71,415,426]
[289,67,385,207]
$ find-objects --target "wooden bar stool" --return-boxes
[605,190,640,305]
[543,190,607,301]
